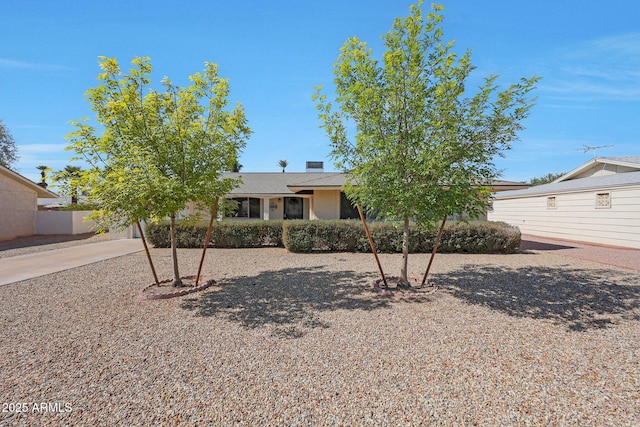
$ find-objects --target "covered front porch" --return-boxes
[214,172,354,221]
[225,196,311,220]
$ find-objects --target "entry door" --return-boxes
[284,197,303,219]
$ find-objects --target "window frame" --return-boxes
[595,192,611,209]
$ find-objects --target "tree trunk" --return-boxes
[170,214,183,287]
[399,215,410,287]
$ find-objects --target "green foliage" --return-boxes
[437,221,521,254]
[67,57,250,230]
[36,165,52,185]
[58,203,99,211]
[66,56,250,284]
[146,219,520,254]
[282,221,364,252]
[313,1,538,281]
[53,165,83,204]
[0,118,18,168]
[529,172,565,186]
[146,220,283,248]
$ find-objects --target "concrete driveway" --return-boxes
[0,239,142,286]
[521,234,640,272]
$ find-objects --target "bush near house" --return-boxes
[146,220,283,248]
[283,220,520,253]
[146,220,520,254]
[57,203,99,211]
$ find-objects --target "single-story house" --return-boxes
[185,162,529,221]
[488,156,640,249]
[220,171,354,220]
[0,165,58,241]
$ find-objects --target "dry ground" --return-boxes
[1,245,639,426]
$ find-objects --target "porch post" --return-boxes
[262,197,270,220]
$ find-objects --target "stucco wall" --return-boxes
[36,211,96,235]
[268,198,284,220]
[0,173,37,241]
[488,186,640,249]
[312,190,340,220]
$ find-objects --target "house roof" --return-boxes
[494,156,640,199]
[555,156,640,183]
[224,171,527,197]
[222,172,346,196]
[0,165,58,198]
[495,159,640,200]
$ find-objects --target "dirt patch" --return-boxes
[141,275,216,300]
[372,276,439,298]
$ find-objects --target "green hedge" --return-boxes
[146,220,283,248]
[282,220,520,254]
[146,219,520,254]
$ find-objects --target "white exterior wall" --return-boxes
[36,210,96,235]
[0,173,37,240]
[488,186,640,249]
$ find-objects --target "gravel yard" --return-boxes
[1,246,639,426]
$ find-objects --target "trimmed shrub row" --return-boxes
[146,220,283,248]
[282,220,520,254]
[146,220,520,254]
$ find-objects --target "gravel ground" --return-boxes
[0,233,108,259]
[1,246,639,426]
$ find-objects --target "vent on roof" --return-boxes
[306,161,324,172]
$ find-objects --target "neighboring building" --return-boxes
[488,156,640,249]
[0,165,58,241]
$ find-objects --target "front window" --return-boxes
[227,197,261,218]
[340,192,360,219]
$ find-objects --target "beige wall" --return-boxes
[0,173,37,241]
[269,198,284,220]
[36,211,96,235]
[312,190,340,220]
[488,186,640,249]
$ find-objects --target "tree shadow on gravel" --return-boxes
[180,266,433,338]
[435,264,640,331]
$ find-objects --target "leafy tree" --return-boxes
[0,118,18,168]
[53,165,82,204]
[67,57,250,287]
[278,159,288,173]
[530,172,564,186]
[314,1,539,285]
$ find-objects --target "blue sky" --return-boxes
[2,0,639,184]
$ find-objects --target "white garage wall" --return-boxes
[488,186,640,249]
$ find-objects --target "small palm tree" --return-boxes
[36,165,51,184]
[54,165,83,204]
[278,159,288,173]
